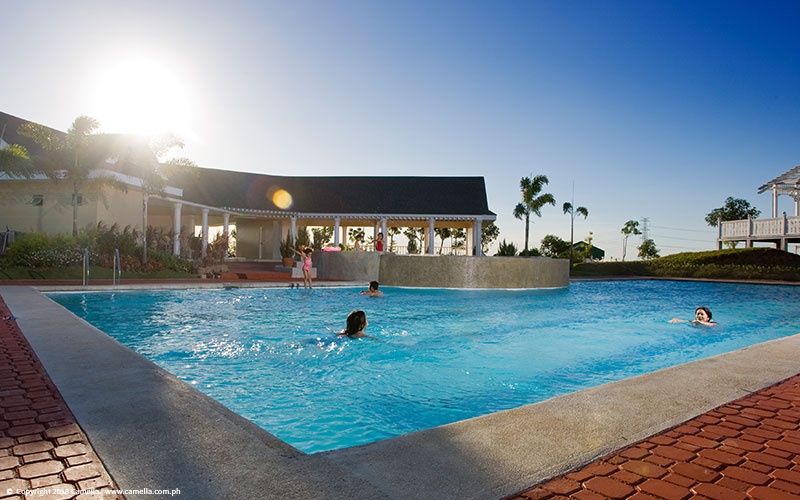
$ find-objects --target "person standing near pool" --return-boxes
[293,245,314,289]
[375,232,384,252]
[670,306,716,326]
[338,310,376,339]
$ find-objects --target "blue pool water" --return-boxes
[47,280,800,453]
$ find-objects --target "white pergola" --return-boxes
[759,165,800,217]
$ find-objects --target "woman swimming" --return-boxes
[669,306,716,326]
[338,310,377,339]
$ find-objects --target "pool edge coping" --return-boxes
[3,284,799,500]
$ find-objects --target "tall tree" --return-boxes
[480,220,500,255]
[704,197,761,227]
[620,220,641,261]
[0,144,33,176]
[539,234,570,258]
[17,115,125,236]
[434,227,453,254]
[563,201,588,262]
[638,238,660,260]
[111,133,196,264]
[387,226,402,252]
[513,175,555,254]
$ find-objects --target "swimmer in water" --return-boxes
[360,281,384,297]
[669,306,716,326]
[337,310,377,339]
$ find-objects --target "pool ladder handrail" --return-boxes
[112,248,122,285]
[82,248,89,286]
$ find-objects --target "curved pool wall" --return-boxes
[315,252,569,288]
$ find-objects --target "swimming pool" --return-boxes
[48,280,800,453]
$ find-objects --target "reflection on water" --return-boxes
[48,280,800,453]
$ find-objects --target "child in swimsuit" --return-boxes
[293,245,314,289]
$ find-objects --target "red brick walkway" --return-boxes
[509,376,800,500]
[0,297,121,500]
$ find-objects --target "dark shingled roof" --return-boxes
[2,111,495,219]
[176,166,495,217]
[0,111,61,155]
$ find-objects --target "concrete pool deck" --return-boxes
[0,283,799,499]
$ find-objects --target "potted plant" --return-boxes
[280,230,295,267]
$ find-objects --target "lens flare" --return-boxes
[271,188,293,209]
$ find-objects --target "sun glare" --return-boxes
[91,56,194,137]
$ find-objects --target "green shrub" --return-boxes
[494,239,517,256]
[572,248,800,281]
[5,233,84,268]
[3,222,197,274]
[519,248,542,257]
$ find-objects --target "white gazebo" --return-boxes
[759,165,800,218]
[717,166,800,250]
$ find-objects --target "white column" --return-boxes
[380,218,387,252]
[223,213,230,259]
[201,209,209,258]
[290,217,297,244]
[473,219,483,256]
[773,184,779,218]
[427,218,435,255]
[334,217,341,247]
[795,193,799,216]
[172,202,182,256]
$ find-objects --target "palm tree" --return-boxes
[513,175,555,254]
[620,220,641,261]
[111,133,196,264]
[563,201,588,262]
[0,144,33,176]
[434,227,453,254]
[17,115,126,236]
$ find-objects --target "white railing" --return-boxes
[380,245,468,255]
[790,217,800,235]
[720,216,800,240]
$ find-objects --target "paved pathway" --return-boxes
[0,297,121,500]
[509,375,800,500]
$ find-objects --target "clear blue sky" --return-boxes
[3,0,799,258]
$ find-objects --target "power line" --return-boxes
[650,225,714,233]
[650,234,715,243]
